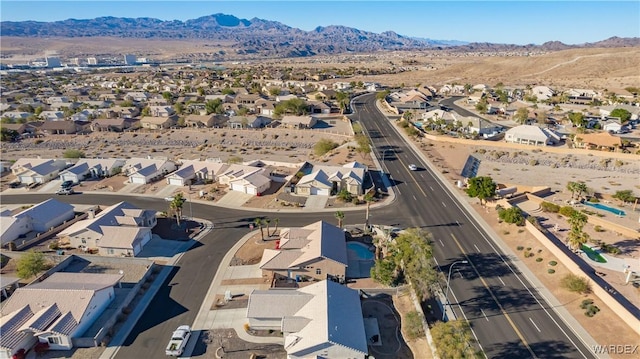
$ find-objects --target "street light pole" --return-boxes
[443,260,468,321]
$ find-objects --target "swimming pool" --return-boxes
[583,201,626,216]
[347,242,374,260]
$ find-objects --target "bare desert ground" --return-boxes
[2,36,638,90]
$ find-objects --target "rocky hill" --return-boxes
[1,13,638,58]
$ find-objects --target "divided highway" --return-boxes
[352,93,595,358]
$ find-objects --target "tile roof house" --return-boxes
[139,116,177,130]
[0,199,75,246]
[165,159,224,186]
[246,280,367,359]
[259,220,348,281]
[90,118,137,132]
[59,158,126,184]
[11,158,69,185]
[576,132,622,151]
[122,157,177,184]
[0,273,122,355]
[58,201,156,256]
[184,114,228,128]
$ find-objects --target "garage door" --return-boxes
[130,176,146,184]
[246,187,257,195]
[231,183,246,193]
[168,178,184,186]
[317,188,330,196]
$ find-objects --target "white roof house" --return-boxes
[122,157,177,184]
[11,158,69,185]
[246,280,367,359]
[0,199,74,246]
[59,158,126,184]
[281,115,317,129]
[504,125,558,146]
[0,273,122,354]
[59,201,156,255]
[531,86,555,101]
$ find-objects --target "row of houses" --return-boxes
[0,199,155,257]
[9,157,369,198]
[503,124,624,150]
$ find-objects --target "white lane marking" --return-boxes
[439,239,445,247]
[442,201,447,207]
[433,257,440,266]
[413,195,417,201]
[498,277,506,286]
[529,317,541,332]
[430,186,434,191]
[480,309,489,321]
[474,244,480,252]
[456,221,460,226]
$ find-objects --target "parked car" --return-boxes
[166,325,191,356]
[61,180,74,188]
[9,181,21,188]
[56,188,75,195]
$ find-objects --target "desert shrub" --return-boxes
[536,258,543,262]
[243,323,250,332]
[549,261,557,266]
[548,269,556,274]
[498,207,525,226]
[585,305,600,317]
[502,230,510,235]
[594,225,605,232]
[559,206,577,217]
[34,139,44,144]
[560,274,591,294]
[516,246,524,251]
[529,159,538,166]
[63,149,85,158]
[540,201,560,213]
[404,311,425,339]
[600,243,621,255]
[588,197,599,203]
[313,138,338,156]
[580,299,594,309]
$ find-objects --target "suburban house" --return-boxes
[530,86,555,101]
[11,158,69,185]
[296,162,366,196]
[228,115,271,129]
[0,273,123,356]
[90,118,137,132]
[576,132,622,151]
[139,116,177,130]
[246,280,368,359]
[259,220,348,282]
[254,99,276,116]
[602,119,627,134]
[280,115,317,129]
[184,114,228,128]
[0,199,75,246]
[504,125,560,146]
[124,91,150,102]
[457,116,502,137]
[122,157,177,184]
[58,201,156,256]
[59,158,126,184]
[39,111,65,122]
[39,120,84,135]
[216,164,272,195]
[165,159,224,186]
[148,105,175,117]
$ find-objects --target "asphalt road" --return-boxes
[352,93,594,358]
[0,194,368,358]
[2,94,595,358]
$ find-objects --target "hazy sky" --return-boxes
[2,1,639,45]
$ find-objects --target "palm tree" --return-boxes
[334,211,345,229]
[169,193,186,226]
[272,218,280,236]
[336,91,349,114]
[264,218,271,239]
[253,218,265,241]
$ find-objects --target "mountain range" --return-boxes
[1,13,638,58]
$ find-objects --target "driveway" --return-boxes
[304,195,328,210]
[217,191,253,207]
